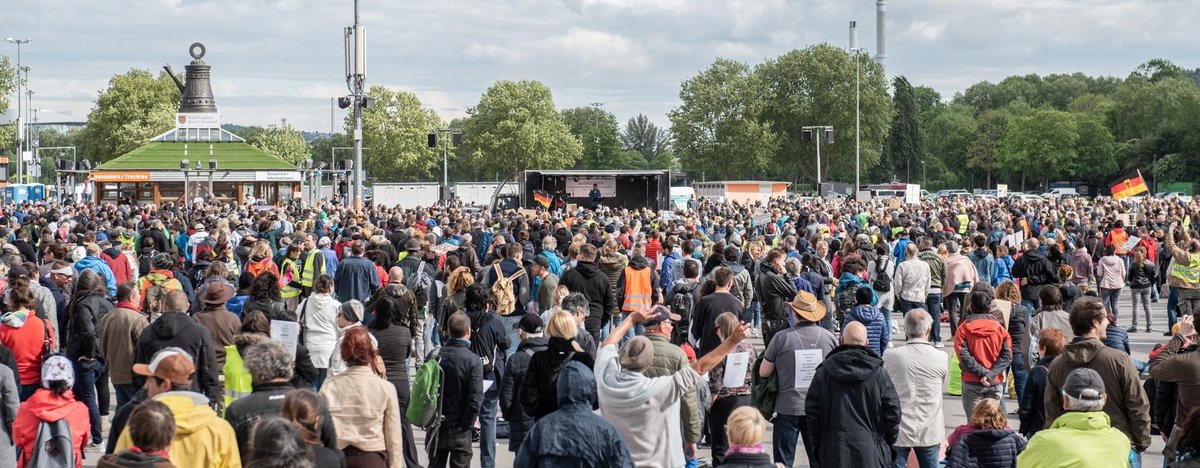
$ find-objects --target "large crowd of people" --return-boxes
[0,191,1194,467]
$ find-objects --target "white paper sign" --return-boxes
[483,379,495,393]
[997,184,1008,198]
[722,352,751,388]
[270,320,300,357]
[905,184,921,205]
[794,349,823,389]
[1122,236,1141,253]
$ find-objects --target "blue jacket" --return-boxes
[1103,325,1130,355]
[893,238,912,264]
[320,247,339,278]
[540,249,564,277]
[226,294,250,317]
[1020,356,1055,437]
[945,428,1026,468]
[515,361,633,467]
[969,248,995,286]
[334,256,381,304]
[992,256,1014,287]
[75,256,118,298]
[844,304,889,356]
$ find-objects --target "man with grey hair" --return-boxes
[1018,368,1132,466]
[224,340,339,463]
[883,308,948,468]
[558,292,597,358]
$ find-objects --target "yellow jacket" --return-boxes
[116,392,242,468]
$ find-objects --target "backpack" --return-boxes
[470,313,498,375]
[872,258,892,293]
[404,262,433,302]
[835,285,860,321]
[669,283,698,346]
[406,350,443,429]
[24,417,75,468]
[750,353,777,422]
[142,274,173,315]
[490,264,524,317]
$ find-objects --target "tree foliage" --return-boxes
[0,56,13,154]
[669,59,777,181]
[999,109,1078,190]
[621,114,674,169]
[883,76,925,183]
[561,105,625,170]
[248,126,310,166]
[458,80,581,180]
[346,85,442,182]
[755,46,893,183]
[78,69,180,163]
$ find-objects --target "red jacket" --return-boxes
[0,315,55,385]
[645,238,662,269]
[101,249,134,286]
[954,314,1013,385]
[14,389,90,468]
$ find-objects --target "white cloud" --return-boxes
[544,28,651,72]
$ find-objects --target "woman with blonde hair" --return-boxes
[945,399,1026,467]
[438,267,474,339]
[716,406,775,467]
[245,241,280,282]
[522,310,596,420]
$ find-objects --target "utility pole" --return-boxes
[343,0,367,210]
[7,38,31,183]
[428,128,462,202]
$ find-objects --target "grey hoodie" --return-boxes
[595,343,701,468]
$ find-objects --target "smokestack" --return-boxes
[875,0,886,71]
[849,21,857,51]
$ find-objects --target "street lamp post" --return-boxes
[6,38,31,183]
[37,146,74,202]
[850,48,864,192]
[428,128,462,202]
[802,126,835,195]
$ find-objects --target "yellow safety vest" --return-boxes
[621,266,653,312]
[300,249,323,288]
[222,345,252,409]
[957,214,970,234]
[1170,253,1200,285]
[281,258,301,299]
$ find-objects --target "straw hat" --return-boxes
[787,291,827,322]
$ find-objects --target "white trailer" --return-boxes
[453,182,519,206]
[372,183,440,209]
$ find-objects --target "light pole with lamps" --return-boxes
[38,146,74,201]
[802,126,835,195]
[428,128,462,201]
[6,38,31,183]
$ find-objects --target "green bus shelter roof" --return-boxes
[97,142,296,171]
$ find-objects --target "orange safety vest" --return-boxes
[621,266,653,312]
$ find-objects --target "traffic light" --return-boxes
[802,129,812,143]
[452,132,462,146]
[428,133,437,148]
[825,129,835,144]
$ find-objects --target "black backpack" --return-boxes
[872,258,892,293]
[469,313,497,375]
[670,283,698,345]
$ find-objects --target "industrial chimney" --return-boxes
[875,0,886,70]
[849,21,858,51]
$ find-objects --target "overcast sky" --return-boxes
[4,0,1198,132]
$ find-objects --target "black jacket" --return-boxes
[559,261,614,323]
[439,339,483,431]
[132,311,220,402]
[223,381,341,464]
[715,451,775,468]
[755,263,798,334]
[945,428,1026,468]
[1128,262,1157,290]
[514,360,634,468]
[1019,356,1054,437]
[65,293,112,361]
[1012,250,1056,298]
[39,275,68,324]
[370,324,412,382]
[522,336,596,419]
[499,336,548,452]
[465,309,510,381]
[805,345,901,468]
[105,387,148,454]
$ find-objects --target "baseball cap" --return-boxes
[515,314,544,334]
[1062,368,1106,402]
[532,255,551,269]
[318,236,332,246]
[133,348,196,385]
[644,304,681,327]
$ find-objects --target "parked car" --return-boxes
[1041,187,1079,198]
[935,189,972,199]
[1157,192,1193,202]
[1009,193,1044,202]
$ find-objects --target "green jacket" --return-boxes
[643,333,701,445]
[918,249,946,289]
[1017,411,1130,468]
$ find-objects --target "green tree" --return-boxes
[1108,73,1200,142]
[1072,115,1118,185]
[345,85,443,182]
[755,45,892,184]
[33,127,82,184]
[308,133,352,170]
[998,109,1078,191]
[561,105,627,169]
[966,109,1010,188]
[884,76,924,183]
[248,126,310,165]
[669,59,777,181]
[458,80,582,179]
[621,114,674,169]
[0,56,14,155]
[78,69,180,162]
[922,103,976,188]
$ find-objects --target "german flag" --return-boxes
[1111,173,1149,200]
[533,190,552,208]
